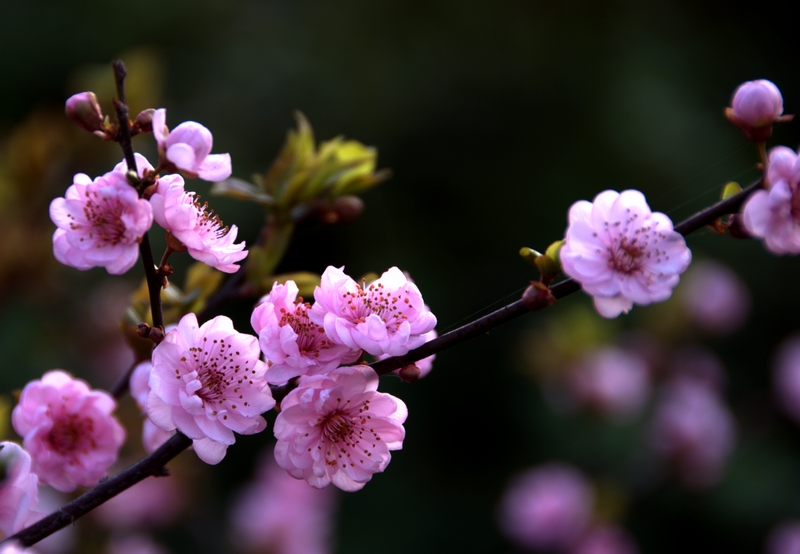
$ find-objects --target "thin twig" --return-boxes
[369,177,764,375]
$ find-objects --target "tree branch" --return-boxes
[3,177,764,547]
[369,177,764,375]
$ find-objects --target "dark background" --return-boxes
[2,1,800,552]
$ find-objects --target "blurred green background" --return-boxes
[3,1,800,553]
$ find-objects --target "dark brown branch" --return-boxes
[7,433,192,548]
[111,61,138,181]
[5,177,765,547]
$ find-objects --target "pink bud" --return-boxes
[65,91,105,134]
[133,108,155,133]
[725,79,791,142]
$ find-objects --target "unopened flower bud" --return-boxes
[319,196,365,224]
[725,79,792,142]
[398,363,421,383]
[522,281,557,311]
[726,213,753,239]
[133,108,155,133]
[137,322,151,338]
[65,91,105,135]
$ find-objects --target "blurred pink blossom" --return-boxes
[498,464,593,551]
[772,336,800,425]
[11,371,125,492]
[742,146,800,254]
[310,266,437,357]
[273,365,407,491]
[569,525,639,554]
[680,261,750,334]
[149,175,247,273]
[0,542,37,554]
[251,280,361,385]
[147,314,274,464]
[726,79,786,142]
[766,520,800,554]
[560,190,692,318]
[152,108,231,181]
[106,534,171,554]
[49,154,154,274]
[130,361,173,452]
[567,347,651,419]
[230,452,337,554]
[0,442,41,536]
[93,475,183,529]
[650,376,736,488]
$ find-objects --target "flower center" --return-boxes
[341,281,411,330]
[186,192,230,240]
[279,300,330,356]
[609,236,645,274]
[83,191,126,246]
[48,413,95,455]
[188,336,252,408]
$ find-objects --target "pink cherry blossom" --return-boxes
[498,464,593,551]
[742,146,800,254]
[11,371,126,492]
[569,525,640,554]
[152,108,231,181]
[567,346,651,419]
[560,190,692,318]
[130,361,173,453]
[650,376,735,488]
[147,313,274,465]
[149,175,247,273]
[680,260,750,334]
[273,365,407,492]
[0,442,41,536]
[251,280,361,385]
[726,79,785,142]
[49,154,154,274]
[310,266,437,357]
[230,451,337,554]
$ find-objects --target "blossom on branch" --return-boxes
[152,108,231,181]
[149,175,248,273]
[11,371,126,492]
[742,146,800,254]
[310,266,437,357]
[273,365,407,491]
[49,155,154,274]
[0,442,41,536]
[251,280,361,385]
[560,190,692,318]
[147,314,274,465]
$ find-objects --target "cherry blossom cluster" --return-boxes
[51,101,245,275]
[251,266,436,491]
